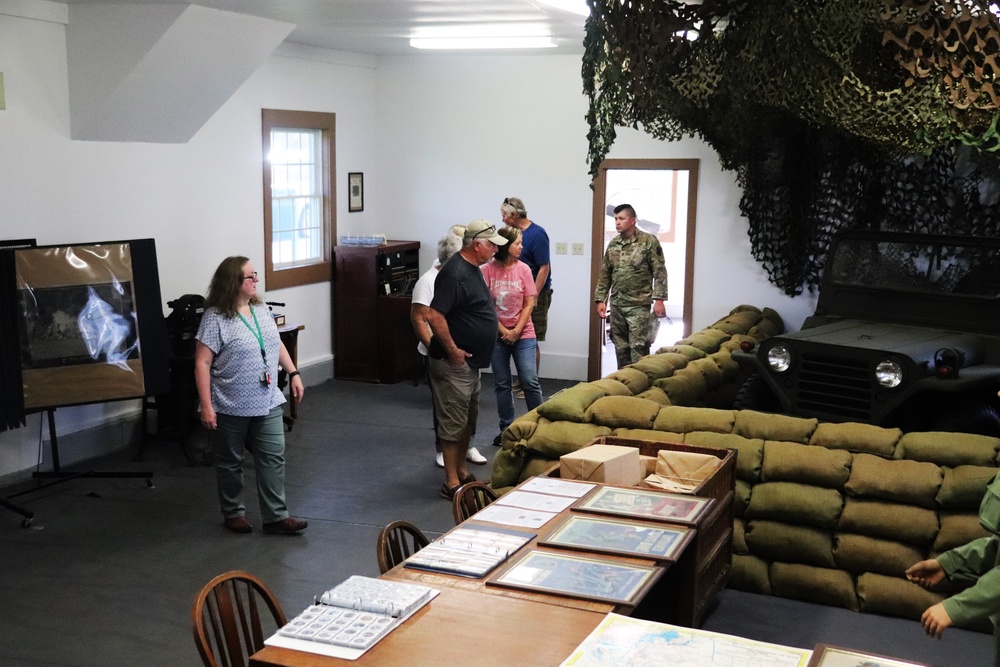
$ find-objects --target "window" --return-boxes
[262,109,335,289]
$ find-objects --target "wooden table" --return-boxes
[249,587,606,667]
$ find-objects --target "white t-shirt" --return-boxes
[412,265,438,356]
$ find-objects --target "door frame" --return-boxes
[588,158,700,380]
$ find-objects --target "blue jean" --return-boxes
[491,337,543,433]
[212,406,289,523]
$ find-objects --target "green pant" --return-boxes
[609,304,659,368]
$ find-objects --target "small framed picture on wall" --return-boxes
[348,172,364,212]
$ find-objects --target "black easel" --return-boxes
[3,408,153,527]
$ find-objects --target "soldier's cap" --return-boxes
[465,220,508,245]
[502,197,527,215]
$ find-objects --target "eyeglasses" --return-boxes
[471,225,498,240]
[241,272,258,282]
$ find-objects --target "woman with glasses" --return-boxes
[194,256,308,535]
[481,226,544,447]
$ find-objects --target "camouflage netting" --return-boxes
[584,0,1000,295]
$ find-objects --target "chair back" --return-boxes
[452,481,498,524]
[192,570,287,667]
[377,520,430,573]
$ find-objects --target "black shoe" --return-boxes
[461,472,476,484]
[262,518,308,534]
[440,483,459,500]
[492,434,503,447]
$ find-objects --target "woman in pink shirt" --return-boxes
[481,226,544,446]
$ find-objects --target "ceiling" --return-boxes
[58,0,589,56]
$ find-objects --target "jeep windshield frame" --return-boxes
[815,231,1000,335]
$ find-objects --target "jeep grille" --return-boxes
[794,353,873,421]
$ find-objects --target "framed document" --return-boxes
[574,485,712,525]
[807,644,935,667]
[540,514,694,562]
[486,549,663,606]
[348,172,364,212]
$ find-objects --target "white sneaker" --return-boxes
[435,452,444,468]
[466,447,487,465]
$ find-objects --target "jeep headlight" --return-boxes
[875,359,903,388]
[766,344,792,373]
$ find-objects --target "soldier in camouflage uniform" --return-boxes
[594,204,668,369]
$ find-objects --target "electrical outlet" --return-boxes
[572,243,585,255]
[555,242,568,255]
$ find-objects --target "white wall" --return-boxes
[0,5,816,480]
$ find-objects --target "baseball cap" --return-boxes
[464,220,508,245]
[502,197,527,215]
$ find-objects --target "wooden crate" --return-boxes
[584,436,736,627]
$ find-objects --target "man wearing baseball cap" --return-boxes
[424,220,507,499]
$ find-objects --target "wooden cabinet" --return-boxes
[333,241,421,383]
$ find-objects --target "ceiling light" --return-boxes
[409,23,557,50]
[537,0,590,16]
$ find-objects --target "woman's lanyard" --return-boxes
[238,307,270,386]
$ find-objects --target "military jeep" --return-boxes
[732,230,1000,435]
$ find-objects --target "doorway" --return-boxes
[589,159,699,380]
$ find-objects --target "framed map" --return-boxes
[807,644,933,667]
[574,485,712,525]
[540,515,694,561]
[486,550,662,607]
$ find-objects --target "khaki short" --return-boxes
[427,357,481,442]
[532,288,552,341]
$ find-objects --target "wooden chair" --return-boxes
[451,481,498,524]
[192,570,287,667]
[376,520,431,574]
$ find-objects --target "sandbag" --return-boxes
[808,421,901,458]
[491,448,527,489]
[516,455,561,484]
[628,353,689,381]
[685,432,763,483]
[833,533,923,577]
[603,367,651,395]
[856,572,946,622]
[688,357,725,390]
[653,374,701,407]
[613,428,684,444]
[523,421,613,459]
[654,406,735,435]
[933,512,991,554]
[745,481,844,529]
[502,413,539,449]
[896,431,1000,468]
[838,498,939,547]
[656,344,708,360]
[845,454,942,509]
[734,478,752,518]
[587,378,633,397]
[709,351,741,382]
[761,440,852,489]
[769,562,859,611]
[936,465,997,510]
[586,396,661,430]
[745,520,836,568]
[677,330,727,354]
[634,386,671,406]
[734,410,818,444]
[536,382,606,423]
[733,517,749,555]
[729,554,771,594]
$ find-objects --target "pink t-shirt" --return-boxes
[481,259,538,338]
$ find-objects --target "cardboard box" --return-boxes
[560,444,642,486]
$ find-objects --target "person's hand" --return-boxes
[290,374,305,404]
[447,347,471,367]
[906,559,947,588]
[921,602,953,638]
[652,300,666,318]
[200,404,217,430]
[596,302,607,319]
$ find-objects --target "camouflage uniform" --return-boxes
[594,229,668,368]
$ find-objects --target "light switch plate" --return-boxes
[555,242,568,255]
[572,243,585,255]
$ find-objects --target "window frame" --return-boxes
[261,109,336,290]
